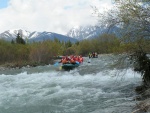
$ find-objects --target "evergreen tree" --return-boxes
[16,33,26,44]
[75,41,79,45]
[11,39,15,44]
[54,37,60,43]
[65,40,72,48]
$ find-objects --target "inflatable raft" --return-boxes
[61,63,80,71]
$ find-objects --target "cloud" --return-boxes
[0,0,112,34]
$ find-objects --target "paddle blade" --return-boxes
[59,66,62,70]
[54,62,59,66]
[75,61,80,64]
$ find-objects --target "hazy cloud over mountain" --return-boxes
[0,0,112,34]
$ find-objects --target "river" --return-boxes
[0,54,141,113]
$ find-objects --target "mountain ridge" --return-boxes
[0,26,120,43]
[0,29,78,43]
[67,25,121,40]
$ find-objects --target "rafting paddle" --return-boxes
[54,62,59,66]
[75,61,80,64]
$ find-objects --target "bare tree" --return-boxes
[94,1,150,112]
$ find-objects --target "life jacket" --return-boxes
[59,57,64,63]
[80,57,83,62]
[62,59,67,64]
[74,57,78,62]
[70,58,76,64]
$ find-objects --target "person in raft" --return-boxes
[89,52,92,58]
[59,55,83,64]
[59,56,70,64]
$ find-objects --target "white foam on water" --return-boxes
[0,67,142,113]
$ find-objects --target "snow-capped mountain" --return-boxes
[67,26,101,40]
[0,29,78,43]
[29,31,78,42]
[67,25,120,40]
[0,29,31,41]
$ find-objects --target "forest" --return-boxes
[0,32,149,68]
[0,0,149,70]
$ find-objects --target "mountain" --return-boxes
[0,29,78,43]
[67,25,120,40]
[0,27,120,43]
[0,29,31,41]
[29,31,77,43]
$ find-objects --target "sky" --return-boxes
[0,0,112,34]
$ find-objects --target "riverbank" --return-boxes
[0,60,54,71]
[132,86,150,113]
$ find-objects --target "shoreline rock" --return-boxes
[133,85,150,112]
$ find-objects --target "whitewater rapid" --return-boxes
[0,55,142,113]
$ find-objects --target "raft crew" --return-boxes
[89,52,98,58]
[89,52,93,58]
[59,55,83,64]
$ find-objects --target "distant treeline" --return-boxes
[0,33,150,67]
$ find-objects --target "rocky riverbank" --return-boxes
[0,60,54,71]
[132,85,150,113]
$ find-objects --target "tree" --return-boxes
[29,42,50,63]
[75,41,79,46]
[54,37,60,43]
[63,47,76,55]
[93,0,150,53]
[94,33,120,53]
[94,0,150,47]
[65,40,72,48]
[78,40,93,55]
[94,1,150,111]
[16,33,26,44]
[11,39,15,44]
